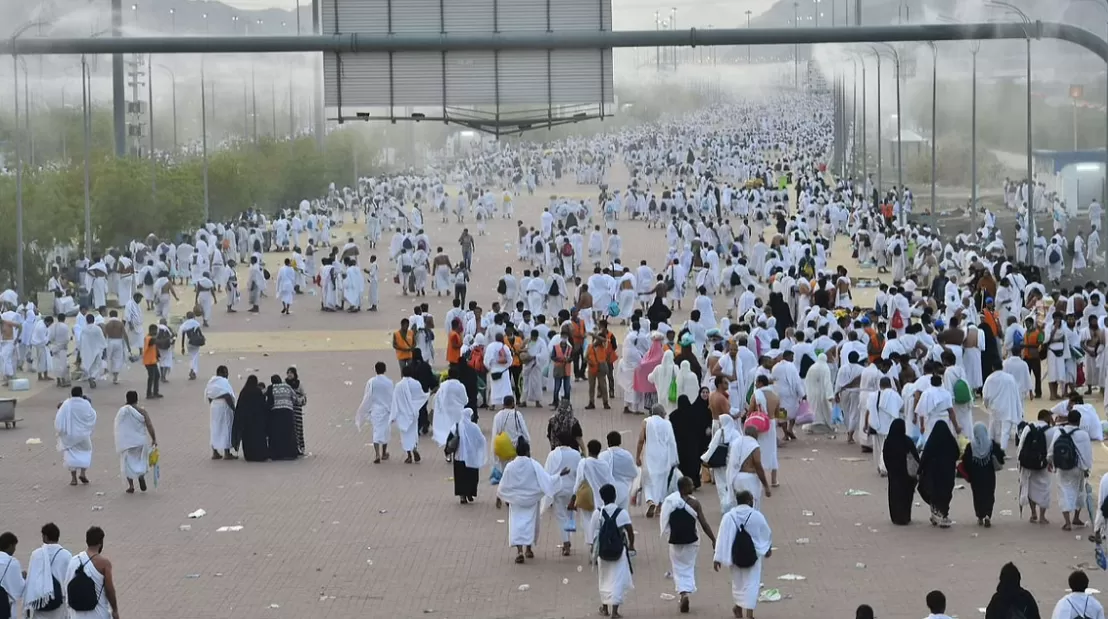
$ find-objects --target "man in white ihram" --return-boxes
[276,258,297,315]
[77,313,107,389]
[496,440,569,564]
[55,386,97,486]
[22,522,72,619]
[636,404,679,518]
[355,362,396,464]
[206,365,238,460]
[713,489,772,619]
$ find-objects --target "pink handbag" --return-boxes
[794,399,813,425]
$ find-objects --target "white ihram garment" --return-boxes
[55,396,97,470]
[205,375,236,451]
[355,374,395,444]
[497,455,558,546]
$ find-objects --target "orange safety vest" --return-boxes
[1023,328,1042,360]
[552,341,572,373]
[393,330,415,360]
[865,327,884,363]
[570,319,586,348]
[587,341,613,376]
[510,336,525,367]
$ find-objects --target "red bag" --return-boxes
[1077,364,1086,388]
[890,310,904,330]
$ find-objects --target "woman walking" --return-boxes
[232,375,270,462]
[918,419,959,528]
[961,422,1005,527]
[266,375,300,460]
[286,367,308,456]
[450,408,487,504]
[881,418,920,525]
[671,392,711,489]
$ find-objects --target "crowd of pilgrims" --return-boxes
[7,93,1108,618]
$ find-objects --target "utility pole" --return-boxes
[112,0,126,156]
[312,0,324,150]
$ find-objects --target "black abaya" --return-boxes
[882,419,919,525]
[232,382,270,462]
[453,458,479,498]
[918,420,959,518]
[962,441,1004,520]
[670,395,711,488]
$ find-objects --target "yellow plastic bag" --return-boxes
[493,432,517,462]
[957,434,969,454]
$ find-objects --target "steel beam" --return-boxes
[1,23,1106,61]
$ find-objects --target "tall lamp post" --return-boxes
[987,0,1035,241]
[792,2,799,89]
[868,46,882,203]
[148,53,156,204]
[744,10,752,63]
[10,19,50,297]
[156,64,177,151]
[925,41,937,229]
[874,42,902,206]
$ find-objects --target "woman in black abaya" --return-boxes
[918,419,959,528]
[984,563,1040,619]
[232,375,270,462]
[961,422,1004,527]
[881,418,919,525]
[767,292,794,339]
[670,392,712,489]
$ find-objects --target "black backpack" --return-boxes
[596,507,626,561]
[668,506,699,545]
[548,279,560,297]
[497,278,507,295]
[186,327,206,348]
[67,559,101,612]
[37,548,66,612]
[143,271,154,286]
[729,270,741,287]
[730,513,758,568]
[402,237,414,251]
[1053,428,1080,471]
[892,243,902,256]
[1018,424,1048,471]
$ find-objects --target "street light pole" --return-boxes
[988,1,1035,242]
[793,2,799,88]
[745,10,752,63]
[851,59,858,179]
[927,41,937,229]
[148,53,156,205]
[14,55,24,296]
[157,65,178,151]
[201,61,210,220]
[873,48,882,204]
[971,41,980,226]
[82,55,92,260]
